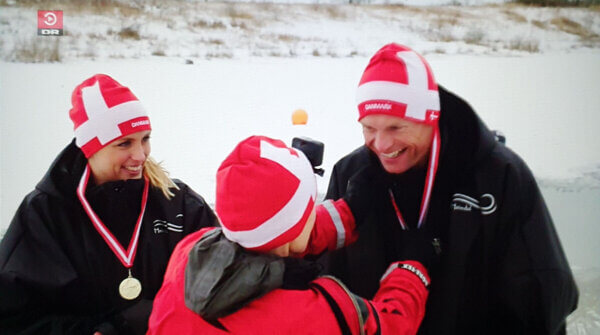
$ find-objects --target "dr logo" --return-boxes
[37,10,63,36]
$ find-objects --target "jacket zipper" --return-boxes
[432,238,442,255]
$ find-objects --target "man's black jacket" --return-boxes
[322,86,578,334]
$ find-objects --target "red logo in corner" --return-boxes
[37,10,63,36]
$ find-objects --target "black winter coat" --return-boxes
[0,141,218,334]
[322,86,578,334]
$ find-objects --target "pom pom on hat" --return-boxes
[69,74,151,158]
[356,43,440,124]
[216,136,317,252]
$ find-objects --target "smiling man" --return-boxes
[321,43,579,334]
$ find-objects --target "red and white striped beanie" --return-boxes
[69,74,151,158]
[216,136,317,252]
[356,43,440,124]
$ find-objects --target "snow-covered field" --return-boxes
[1,1,599,61]
[1,1,599,333]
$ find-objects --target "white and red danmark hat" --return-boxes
[357,44,442,229]
[216,136,317,252]
[356,43,440,124]
[69,74,151,158]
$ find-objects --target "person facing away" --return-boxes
[320,43,579,334]
[0,74,218,334]
[148,135,431,335]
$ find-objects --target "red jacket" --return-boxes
[148,200,429,334]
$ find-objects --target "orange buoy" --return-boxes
[292,109,308,125]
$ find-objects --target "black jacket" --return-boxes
[322,86,578,334]
[0,141,218,334]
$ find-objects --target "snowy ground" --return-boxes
[1,1,599,333]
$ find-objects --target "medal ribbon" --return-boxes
[388,127,440,230]
[77,164,149,268]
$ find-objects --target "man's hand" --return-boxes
[343,165,384,224]
[397,230,438,271]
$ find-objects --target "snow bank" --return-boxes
[1,3,598,62]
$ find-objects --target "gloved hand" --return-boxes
[397,230,439,271]
[343,165,385,225]
[93,299,153,335]
[282,258,322,290]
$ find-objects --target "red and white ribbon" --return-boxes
[77,165,148,268]
[388,127,440,230]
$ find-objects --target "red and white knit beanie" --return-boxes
[216,136,317,252]
[69,74,151,158]
[356,43,440,124]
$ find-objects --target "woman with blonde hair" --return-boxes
[0,74,218,334]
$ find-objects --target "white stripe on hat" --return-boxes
[221,140,317,248]
[74,81,148,147]
[356,51,439,121]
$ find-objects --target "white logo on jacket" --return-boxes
[153,219,184,234]
[451,193,497,215]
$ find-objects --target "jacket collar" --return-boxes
[437,85,497,182]
[36,139,87,200]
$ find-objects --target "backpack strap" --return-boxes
[366,301,381,335]
[311,281,352,335]
[311,276,368,335]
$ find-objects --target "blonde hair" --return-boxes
[143,157,179,199]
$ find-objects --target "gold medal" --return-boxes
[77,166,149,301]
[119,269,142,300]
